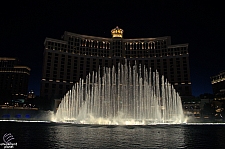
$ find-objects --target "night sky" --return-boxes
[1,1,225,96]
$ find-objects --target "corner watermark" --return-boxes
[0,133,17,148]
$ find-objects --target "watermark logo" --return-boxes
[3,133,14,144]
[0,133,17,148]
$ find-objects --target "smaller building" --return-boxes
[182,99,201,117]
[211,70,225,100]
[27,90,36,99]
[0,57,31,104]
[211,71,225,120]
[200,98,214,110]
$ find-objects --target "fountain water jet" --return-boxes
[54,60,184,125]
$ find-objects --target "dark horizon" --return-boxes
[1,1,225,97]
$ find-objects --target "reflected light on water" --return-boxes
[1,121,225,148]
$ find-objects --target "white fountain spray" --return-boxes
[54,60,184,125]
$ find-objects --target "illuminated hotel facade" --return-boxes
[0,57,30,104]
[41,27,192,102]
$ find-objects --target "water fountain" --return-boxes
[54,60,184,125]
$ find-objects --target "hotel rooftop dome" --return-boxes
[111,26,124,38]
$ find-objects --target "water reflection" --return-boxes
[53,124,186,148]
[1,122,225,148]
[183,125,225,148]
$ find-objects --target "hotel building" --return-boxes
[211,71,225,100]
[0,57,30,104]
[41,27,192,102]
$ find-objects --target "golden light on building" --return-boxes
[111,26,124,38]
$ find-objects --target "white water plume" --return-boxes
[54,60,184,125]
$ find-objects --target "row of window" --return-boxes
[43,83,72,95]
[67,36,167,48]
[45,37,187,58]
[46,44,187,58]
[0,61,17,67]
[46,53,188,69]
[44,65,189,82]
[46,47,188,58]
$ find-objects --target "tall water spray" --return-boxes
[54,61,184,125]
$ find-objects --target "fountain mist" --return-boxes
[54,61,184,125]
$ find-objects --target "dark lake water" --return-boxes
[0,121,225,148]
